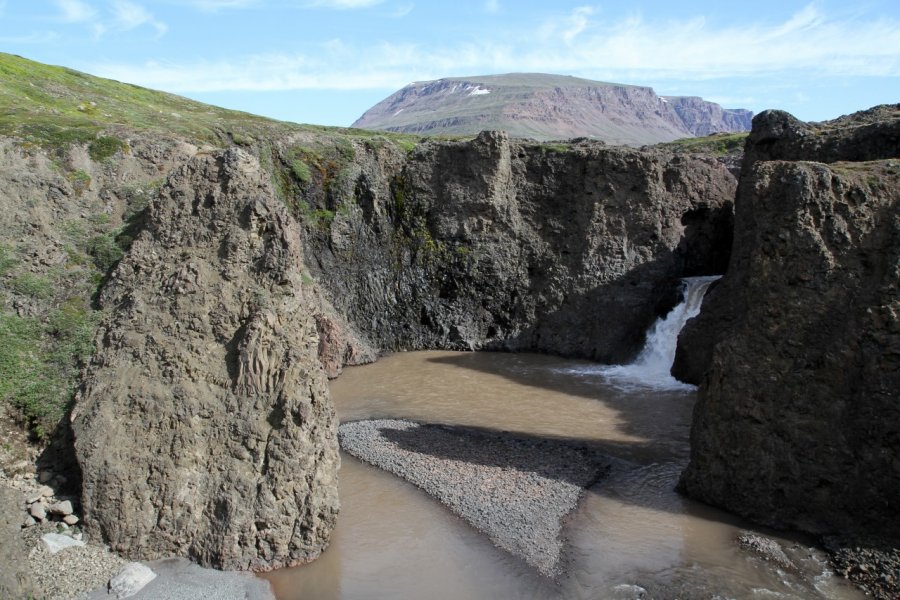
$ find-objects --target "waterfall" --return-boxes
[595,275,721,392]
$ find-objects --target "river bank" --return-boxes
[0,464,275,600]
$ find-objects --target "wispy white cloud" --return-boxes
[484,0,500,14]
[306,0,384,8]
[89,3,900,92]
[185,0,260,10]
[390,2,414,18]
[55,0,96,22]
[111,0,167,36]
[52,0,167,38]
[54,0,106,37]
[540,5,594,43]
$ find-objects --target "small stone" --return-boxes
[109,562,157,599]
[49,500,74,515]
[38,470,53,483]
[59,522,69,530]
[611,584,648,599]
[26,492,44,504]
[41,532,85,554]
[72,532,83,541]
[39,485,54,497]
[22,516,36,528]
[29,503,46,520]
[63,514,79,525]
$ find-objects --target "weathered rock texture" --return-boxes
[353,73,752,145]
[72,148,339,570]
[0,485,32,597]
[306,131,737,366]
[677,106,900,542]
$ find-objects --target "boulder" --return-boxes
[49,499,74,516]
[41,532,86,554]
[109,562,157,599]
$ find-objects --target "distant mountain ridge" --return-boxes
[353,73,752,146]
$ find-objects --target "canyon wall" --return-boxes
[2,128,731,570]
[677,106,900,541]
[304,131,736,367]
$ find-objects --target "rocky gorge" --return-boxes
[0,54,897,598]
[674,106,900,596]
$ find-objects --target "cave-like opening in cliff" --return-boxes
[675,204,734,277]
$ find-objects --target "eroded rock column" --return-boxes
[72,148,339,570]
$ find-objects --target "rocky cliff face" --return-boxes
[352,73,752,146]
[72,149,339,570]
[0,120,736,572]
[663,96,753,137]
[303,131,736,366]
[676,106,900,541]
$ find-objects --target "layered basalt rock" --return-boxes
[677,106,900,542]
[306,131,737,366]
[72,149,339,571]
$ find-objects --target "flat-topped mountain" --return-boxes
[352,73,753,146]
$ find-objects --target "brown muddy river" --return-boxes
[263,351,863,599]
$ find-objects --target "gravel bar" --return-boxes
[338,419,610,577]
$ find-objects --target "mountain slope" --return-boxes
[352,73,752,146]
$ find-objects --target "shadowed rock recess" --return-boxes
[676,106,900,543]
[72,149,339,571]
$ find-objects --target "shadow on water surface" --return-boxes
[424,351,696,459]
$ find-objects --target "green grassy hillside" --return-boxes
[0,52,421,151]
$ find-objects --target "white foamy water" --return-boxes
[563,276,721,392]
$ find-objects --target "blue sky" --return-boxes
[1,1,898,126]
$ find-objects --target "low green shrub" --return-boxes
[11,273,53,299]
[291,159,312,184]
[0,245,16,275]
[88,136,128,161]
[87,232,124,272]
[0,301,100,438]
[67,169,91,195]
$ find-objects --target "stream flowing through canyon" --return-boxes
[263,279,863,599]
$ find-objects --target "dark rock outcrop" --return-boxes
[306,131,737,366]
[674,106,900,384]
[72,149,339,571]
[677,106,900,543]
